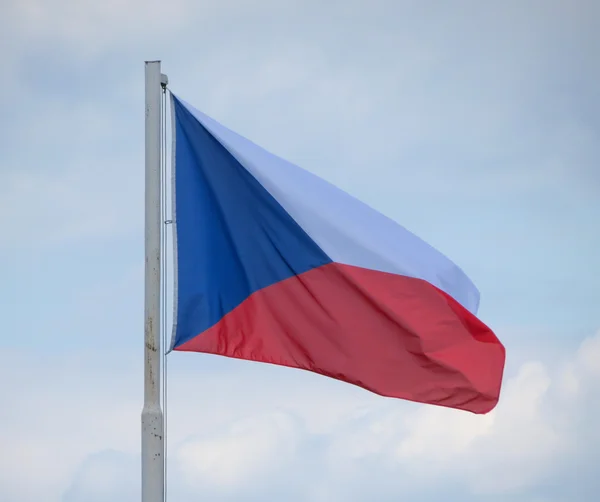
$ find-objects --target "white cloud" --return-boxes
[1,2,598,500]
[175,411,304,497]
[1,330,599,502]
[169,330,600,501]
[2,0,597,254]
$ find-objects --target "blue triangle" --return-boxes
[172,97,331,348]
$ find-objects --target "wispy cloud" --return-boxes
[1,330,598,501]
[2,1,599,501]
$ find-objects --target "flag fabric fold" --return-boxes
[169,94,505,414]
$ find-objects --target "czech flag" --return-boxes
[169,95,505,414]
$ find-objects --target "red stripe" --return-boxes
[176,263,505,413]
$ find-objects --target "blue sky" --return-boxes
[1,0,599,501]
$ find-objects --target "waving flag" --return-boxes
[169,95,505,414]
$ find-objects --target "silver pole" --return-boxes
[142,60,164,502]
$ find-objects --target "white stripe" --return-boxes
[178,98,480,314]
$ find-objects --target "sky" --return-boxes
[1,0,599,500]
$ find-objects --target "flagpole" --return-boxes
[142,60,165,502]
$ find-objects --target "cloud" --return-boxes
[2,329,599,502]
[1,1,598,500]
[174,411,309,500]
[2,0,598,257]
[166,330,600,501]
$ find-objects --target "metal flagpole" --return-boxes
[142,60,166,502]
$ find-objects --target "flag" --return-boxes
[169,95,505,414]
